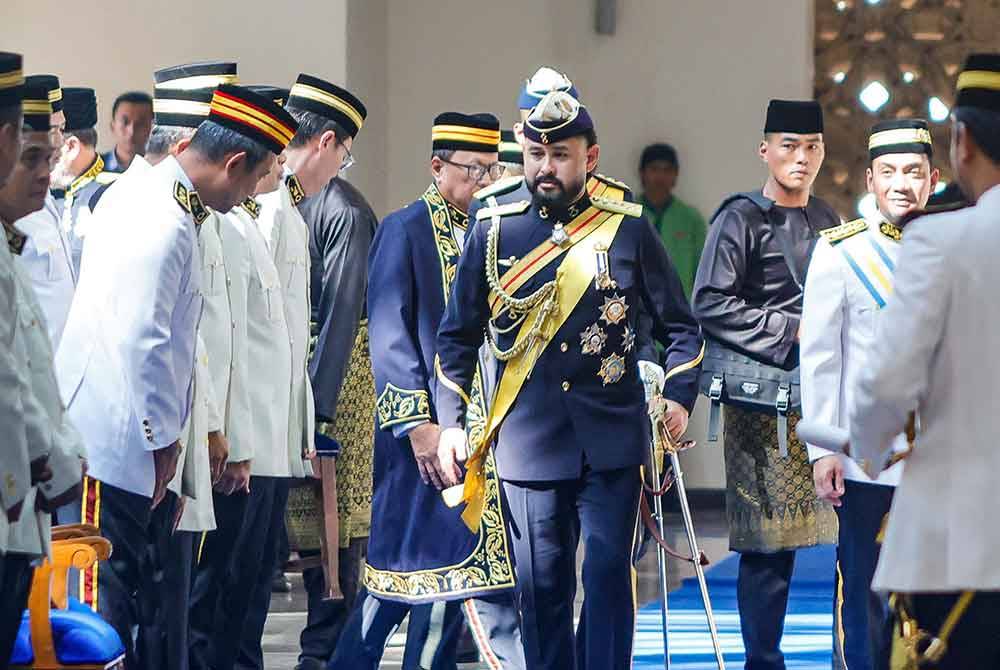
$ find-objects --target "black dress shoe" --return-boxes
[271,567,292,593]
[294,658,326,670]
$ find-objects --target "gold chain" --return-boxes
[484,213,557,361]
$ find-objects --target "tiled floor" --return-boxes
[262,505,730,669]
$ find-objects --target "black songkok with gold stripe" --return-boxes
[22,84,52,131]
[154,61,238,128]
[499,129,523,165]
[868,119,932,161]
[955,53,1000,113]
[248,86,290,108]
[0,52,24,108]
[208,84,298,155]
[431,112,501,153]
[286,74,367,138]
[26,74,61,113]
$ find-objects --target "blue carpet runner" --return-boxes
[633,544,836,669]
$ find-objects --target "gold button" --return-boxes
[560,342,568,353]
[561,381,570,392]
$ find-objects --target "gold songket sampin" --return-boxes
[599,294,629,325]
[580,323,607,356]
[593,241,616,290]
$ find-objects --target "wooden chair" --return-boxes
[9,531,125,669]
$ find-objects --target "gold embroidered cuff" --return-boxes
[376,383,431,430]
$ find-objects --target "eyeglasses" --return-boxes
[339,142,355,173]
[439,157,506,182]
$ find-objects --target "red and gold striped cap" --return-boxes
[208,84,298,155]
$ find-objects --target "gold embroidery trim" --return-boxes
[362,449,515,600]
[375,383,430,430]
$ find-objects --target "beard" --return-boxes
[49,157,75,190]
[527,173,586,208]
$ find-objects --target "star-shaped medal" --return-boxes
[598,353,626,386]
[579,323,607,356]
[599,294,629,325]
[622,326,636,353]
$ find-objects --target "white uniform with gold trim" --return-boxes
[222,202,293,475]
[851,186,1000,591]
[801,216,908,485]
[13,194,76,349]
[56,156,203,497]
[6,254,84,559]
[256,174,314,477]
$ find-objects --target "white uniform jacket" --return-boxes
[256,175,314,478]
[801,217,908,486]
[0,235,40,553]
[225,199,297,477]
[7,251,85,559]
[175,333,222,532]
[56,156,203,498]
[57,155,114,276]
[850,185,1000,592]
[197,211,254,463]
[13,193,76,349]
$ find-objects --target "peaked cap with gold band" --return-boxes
[286,74,367,138]
[499,129,523,165]
[26,74,62,113]
[517,66,579,111]
[63,87,98,132]
[522,91,594,145]
[955,53,1000,112]
[154,60,238,128]
[22,84,52,131]
[247,85,290,108]
[0,52,24,107]
[431,112,500,153]
[868,118,933,161]
[208,84,298,155]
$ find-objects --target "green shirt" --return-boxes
[640,195,706,299]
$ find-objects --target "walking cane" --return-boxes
[643,373,726,670]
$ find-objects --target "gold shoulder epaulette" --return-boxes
[173,181,210,225]
[475,199,531,221]
[286,173,306,206]
[241,197,261,220]
[95,172,118,185]
[593,173,632,192]
[474,175,524,201]
[820,218,868,245]
[174,181,192,214]
[591,195,643,218]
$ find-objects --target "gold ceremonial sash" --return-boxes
[456,210,626,532]
[487,179,624,315]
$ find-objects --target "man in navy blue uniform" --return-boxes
[435,91,704,670]
[328,113,518,670]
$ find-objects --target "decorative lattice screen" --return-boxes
[814,0,1000,216]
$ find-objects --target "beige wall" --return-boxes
[0,0,348,154]
[383,0,814,218]
[2,0,814,488]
